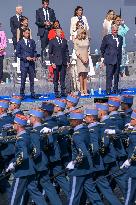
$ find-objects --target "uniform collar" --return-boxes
[17,130,26,137]
[88,122,98,128]
[12,109,20,115]
[33,122,41,129]
[125,108,133,114]
[74,124,83,131]
[109,111,118,116]
[100,115,109,122]
[0,113,7,118]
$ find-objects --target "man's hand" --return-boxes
[44,21,51,26]
[32,57,37,62]
[52,63,56,69]
[26,57,32,61]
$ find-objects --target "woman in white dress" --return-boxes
[102,9,115,38]
[70,6,90,41]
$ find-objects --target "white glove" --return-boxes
[120,159,131,169]
[6,162,15,172]
[125,123,133,130]
[104,129,116,135]
[27,119,30,125]
[66,161,75,170]
[40,127,52,134]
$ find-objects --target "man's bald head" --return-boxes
[16,6,23,15]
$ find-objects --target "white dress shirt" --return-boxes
[112,35,119,47]
[16,14,20,21]
[23,37,28,45]
[56,37,62,44]
[43,8,49,21]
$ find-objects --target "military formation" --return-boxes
[0,94,136,205]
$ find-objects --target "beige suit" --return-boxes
[74,38,90,74]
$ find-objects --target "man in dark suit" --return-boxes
[49,29,70,98]
[16,28,38,99]
[10,6,23,50]
[100,24,123,95]
[36,0,56,61]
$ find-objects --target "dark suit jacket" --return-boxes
[49,38,70,66]
[100,34,123,65]
[10,15,22,37]
[16,39,37,68]
[36,7,56,37]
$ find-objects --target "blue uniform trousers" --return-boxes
[50,161,69,196]
[94,171,122,205]
[105,162,127,197]
[20,65,35,94]
[10,175,47,205]
[38,170,62,205]
[125,177,136,205]
[67,174,104,205]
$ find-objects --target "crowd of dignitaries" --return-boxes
[0,93,136,205]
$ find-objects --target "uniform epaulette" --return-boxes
[99,122,105,125]
[109,116,115,119]
[17,136,23,140]
[131,130,136,133]
[74,131,80,135]
[43,122,48,126]
[89,129,94,131]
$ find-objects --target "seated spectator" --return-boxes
[48,20,65,40]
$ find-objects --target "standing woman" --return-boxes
[102,9,115,38]
[70,6,90,91]
[113,15,129,76]
[70,6,90,41]
[74,29,90,95]
[0,23,7,84]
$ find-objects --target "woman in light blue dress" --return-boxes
[113,15,129,75]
